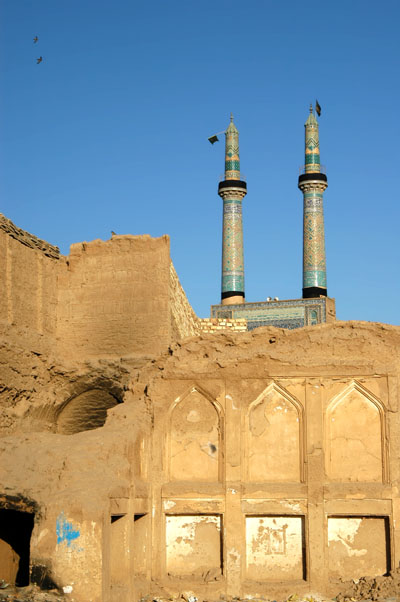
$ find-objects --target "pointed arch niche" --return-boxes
[325,381,388,483]
[168,385,223,482]
[246,383,305,483]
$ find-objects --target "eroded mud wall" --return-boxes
[57,234,173,359]
[122,323,400,601]
[0,214,59,343]
[1,322,400,601]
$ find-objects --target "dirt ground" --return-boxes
[2,573,400,602]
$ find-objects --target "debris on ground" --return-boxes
[0,583,64,602]
[335,567,400,601]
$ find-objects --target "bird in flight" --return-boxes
[33,36,38,43]
[36,56,43,64]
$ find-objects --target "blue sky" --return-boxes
[1,0,399,323]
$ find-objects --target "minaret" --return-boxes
[298,105,328,298]
[218,114,247,305]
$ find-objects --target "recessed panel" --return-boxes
[328,517,389,580]
[246,516,304,581]
[166,515,222,577]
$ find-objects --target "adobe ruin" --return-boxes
[1,212,400,601]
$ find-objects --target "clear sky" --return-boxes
[1,0,399,324]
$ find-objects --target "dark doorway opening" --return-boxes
[0,509,34,586]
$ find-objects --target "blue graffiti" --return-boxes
[56,512,80,546]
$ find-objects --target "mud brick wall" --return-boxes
[56,235,172,359]
[0,214,59,338]
[169,263,201,339]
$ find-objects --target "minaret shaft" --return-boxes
[298,106,328,298]
[302,186,327,294]
[218,115,247,305]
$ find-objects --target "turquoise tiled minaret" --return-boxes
[218,114,247,305]
[298,105,328,298]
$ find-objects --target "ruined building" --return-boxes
[0,109,399,602]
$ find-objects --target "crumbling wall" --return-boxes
[57,235,172,359]
[0,214,59,339]
[169,262,201,339]
[1,322,400,601]
[122,322,400,601]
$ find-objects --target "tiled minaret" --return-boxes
[218,114,247,305]
[298,105,328,298]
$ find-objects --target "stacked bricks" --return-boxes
[169,263,201,338]
[199,317,247,333]
[0,213,60,259]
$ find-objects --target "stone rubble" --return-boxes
[0,585,399,602]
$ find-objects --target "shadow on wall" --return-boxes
[56,388,122,435]
[0,509,34,586]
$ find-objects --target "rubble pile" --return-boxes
[0,582,63,602]
[335,567,400,601]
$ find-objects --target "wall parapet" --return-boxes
[169,262,201,339]
[0,213,60,259]
[199,317,248,333]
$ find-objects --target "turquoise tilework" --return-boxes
[221,198,244,293]
[303,190,327,290]
[211,298,328,330]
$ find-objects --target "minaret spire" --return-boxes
[218,114,247,305]
[298,105,328,298]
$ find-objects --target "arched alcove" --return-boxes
[168,386,223,482]
[246,383,304,482]
[326,381,387,482]
[0,508,34,586]
[56,388,121,434]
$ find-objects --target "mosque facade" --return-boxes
[211,107,335,329]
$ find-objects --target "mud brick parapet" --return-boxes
[0,213,60,259]
[169,262,201,338]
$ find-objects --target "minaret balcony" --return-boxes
[218,179,247,193]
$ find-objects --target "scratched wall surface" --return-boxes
[246,516,304,581]
[328,517,388,579]
[165,515,222,577]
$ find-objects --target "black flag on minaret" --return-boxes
[315,100,321,116]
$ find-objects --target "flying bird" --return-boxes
[33,36,38,43]
[36,56,43,64]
